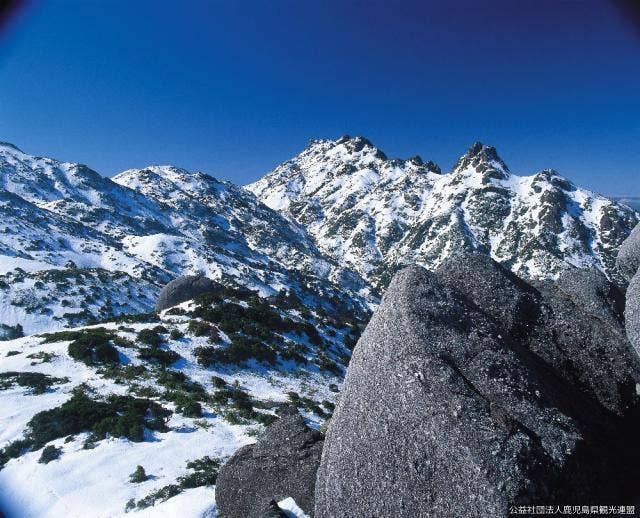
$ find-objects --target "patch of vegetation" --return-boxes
[5,350,20,357]
[127,456,222,510]
[137,346,180,368]
[156,370,206,417]
[169,328,184,340]
[132,484,182,510]
[38,445,62,464]
[97,364,149,383]
[177,456,221,488]
[129,465,148,483]
[286,391,327,417]
[0,371,69,394]
[187,320,219,339]
[26,351,57,364]
[0,388,172,468]
[211,381,277,426]
[137,328,164,347]
[68,329,119,366]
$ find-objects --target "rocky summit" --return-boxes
[248,136,638,288]
[315,256,640,517]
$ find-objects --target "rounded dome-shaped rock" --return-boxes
[154,275,219,312]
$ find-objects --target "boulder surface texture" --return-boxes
[315,254,640,518]
[154,275,219,312]
[216,406,323,518]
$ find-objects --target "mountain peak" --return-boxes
[453,141,509,178]
[0,141,25,154]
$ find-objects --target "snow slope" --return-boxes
[0,285,356,517]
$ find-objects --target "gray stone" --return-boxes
[617,222,640,281]
[626,270,640,359]
[154,275,219,312]
[315,263,638,518]
[437,254,640,415]
[216,407,322,518]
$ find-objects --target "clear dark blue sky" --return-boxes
[0,0,639,195]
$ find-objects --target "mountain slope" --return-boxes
[0,143,371,334]
[248,137,638,287]
[0,282,358,517]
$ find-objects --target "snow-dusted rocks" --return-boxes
[315,258,640,517]
[248,137,638,288]
[215,406,322,518]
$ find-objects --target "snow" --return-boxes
[247,136,637,284]
[277,497,309,518]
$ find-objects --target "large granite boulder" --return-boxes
[315,262,639,517]
[154,275,219,312]
[618,223,640,358]
[627,272,640,359]
[436,254,640,415]
[216,406,323,518]
[617,222,640,281]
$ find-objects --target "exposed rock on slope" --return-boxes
[154,275,219,312]
[248,137,638,287]
[315,258,640,517]
[216,406,323,518]
[618,222,640,357]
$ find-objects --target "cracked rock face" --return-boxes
[154,275,219,312]
[215,407,323,518]
[315,260,640,517]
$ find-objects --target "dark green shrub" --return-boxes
[169,329,184,340]
[5,350,20,357]
[27,391,171,449]
[137,346,180,367]
[38,445,61,464]
[177,456,221,488]
[329,383,339,392]
[135,484,182,509]
[211,376,227,388]
[187,320,219,339]
[67,329,118,365]
[0,371,68,394]
[137,328,163,347]
[129,465,148,483]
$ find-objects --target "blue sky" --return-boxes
[0,0,639,195]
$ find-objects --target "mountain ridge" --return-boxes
[248,136,638,287]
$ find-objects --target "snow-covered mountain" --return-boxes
[0,136,638,517]
[0,143,371,334]
[248,136,638,287]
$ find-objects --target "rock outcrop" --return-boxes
[315,257,640,517]
[618,223,640,358]
[216,406,323,518]
[154,275,219,312]
[617,222,640,281]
